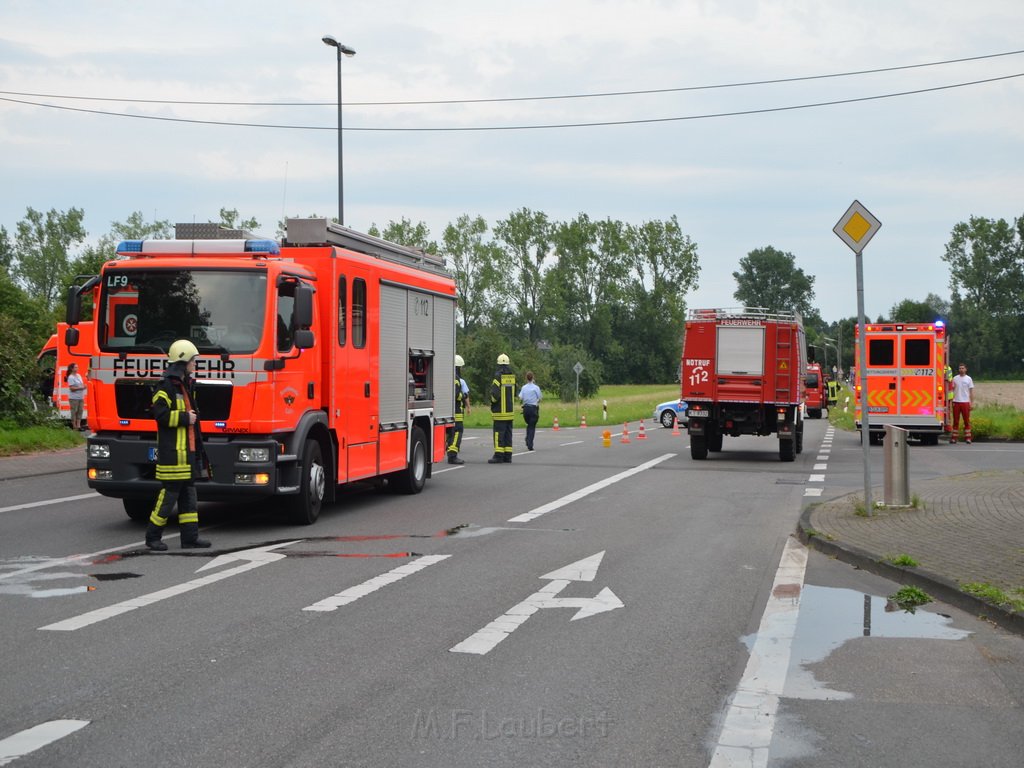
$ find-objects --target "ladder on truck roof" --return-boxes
[283,218,449,276]
[687,307,802,323]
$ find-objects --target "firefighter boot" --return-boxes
[180,522,211,549]
[145,520,168,552]
[487,455,503,464]
[447,452,465,465]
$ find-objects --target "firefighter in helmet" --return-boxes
[447,354,469,464]
[145,339,212,550]
[488,353,516,463]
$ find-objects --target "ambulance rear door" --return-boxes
[897,329,939,425]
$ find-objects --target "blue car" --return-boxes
[653,399,688,429]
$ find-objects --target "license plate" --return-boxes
[148,447,158,462]
[687,409,709,418]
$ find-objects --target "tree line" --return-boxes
[2,205,1022,426]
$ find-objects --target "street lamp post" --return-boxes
[322,35,356,225]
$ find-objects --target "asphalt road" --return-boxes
[1,421,1022,767]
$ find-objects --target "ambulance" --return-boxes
[854,321,948,445]
[65,219,457,524]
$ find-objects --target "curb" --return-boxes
[797,503,1024,636]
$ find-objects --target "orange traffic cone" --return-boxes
[637,420,648,440]
[580,414,587,428]
[620,422,631,443]
[671,415,681,436]
[553,416,560,431]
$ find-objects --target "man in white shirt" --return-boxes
[950,362,974,444]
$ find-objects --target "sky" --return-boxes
[2,1,1022,323]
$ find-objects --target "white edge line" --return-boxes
[0,492,99,515]
[507,453,676,523]
[39,558,270,631]
[708,537,809,768]
[0,719,90,765]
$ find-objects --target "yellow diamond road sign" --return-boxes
[834,200,881,254]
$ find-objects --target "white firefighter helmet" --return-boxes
[168,339,200,363]
[454,354,465,367]
[497,353,510,365]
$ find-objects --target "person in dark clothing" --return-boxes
[518,370,542,450]
[488,353,516,464]
[145,339,212,551]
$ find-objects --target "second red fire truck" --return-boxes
[680,307,806,461]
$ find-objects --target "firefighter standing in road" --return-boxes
[447,354,469,464]
[950,362,975,444]
[145,340,212,550]
[488,353,516,464]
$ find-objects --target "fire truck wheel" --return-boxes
[392,427,428,494]
[779,437,795,462]
[123,497,152,522]
[690,434,708,460]
[288,439,325,525]
[707,429,723,452]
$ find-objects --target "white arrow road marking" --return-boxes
[508,454,674,523]
[534,586,625,621]
[0,720,89,766]
[195,541,302,572]
[303,554,451,611]
[450,551,623,655]
[541,550,606,582]
[38,542,301,632]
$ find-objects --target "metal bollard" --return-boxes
[883,425,910,507]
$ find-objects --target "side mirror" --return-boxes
[294,329,314,349]
[64,327,80,348]
[293,284,314,329]
[66,285,82,325]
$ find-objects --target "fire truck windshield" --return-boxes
[98,268,268,355]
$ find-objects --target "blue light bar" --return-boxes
[116,240,144,252]
[244,239,280,255]
[935,320,945,327]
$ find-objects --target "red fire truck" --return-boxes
[680,308,806,461]
[65,219,457,524]
[854,321,948,445]
[804,361,826,419]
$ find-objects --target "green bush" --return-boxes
[1011,418,1024,441]
[970,415,994,440]
[0,314,49,428]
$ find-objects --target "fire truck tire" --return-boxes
[707,429,723,452]
[690,434,708,460]
[288,439,325,525]
[392,427,428,494]
[123,497,152,522]
[779,437,795,462]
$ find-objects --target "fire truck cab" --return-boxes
[804,361,826,419]
[854,321,948,445]
[67,219,457,524]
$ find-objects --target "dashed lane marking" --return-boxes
[507,454,675,523]
[303,554,451,611]
[0,720,89,766]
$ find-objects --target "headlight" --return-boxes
[88,444,111,459]
[238,447,270,462]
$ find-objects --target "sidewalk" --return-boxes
[800,469,1024,634]
[0,447,86,481]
